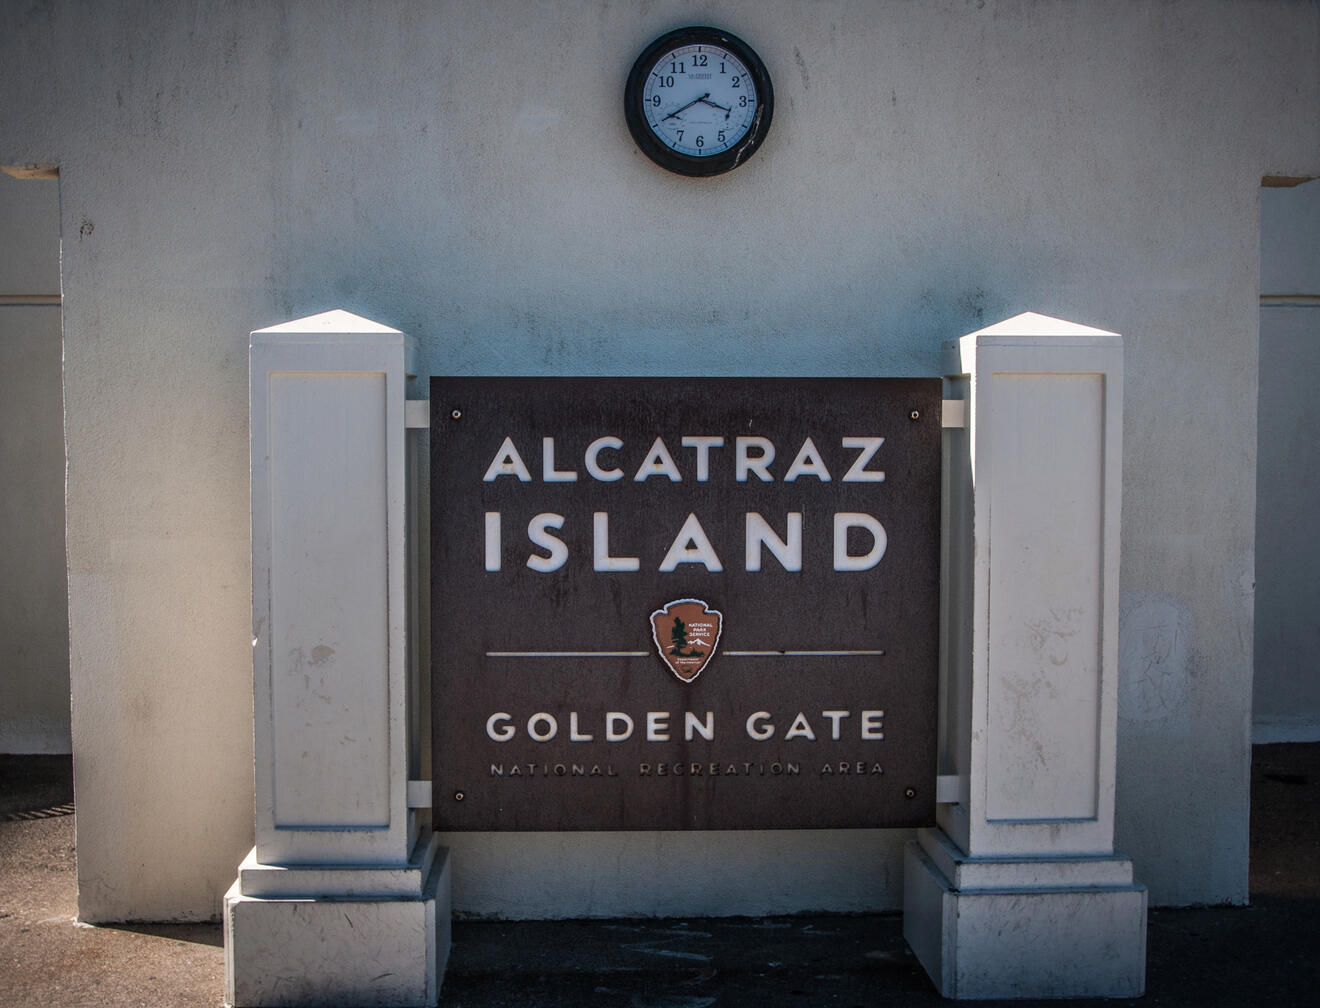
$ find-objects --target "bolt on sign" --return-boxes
[430,377,941,830]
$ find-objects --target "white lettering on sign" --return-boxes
[646,711,669,741]
[584,436,624,481]
[484,436,533,481]
[784,712,817,740]
[841,437,886,482]
[479,434,893,573]
[833,513,888,571]
[484,510,886,573]
[593,512,640,572]
[569,712,593,741]
[485,709,886,742]
[483,761,891,780]
[783,437,831,482]
[486,713,515,741]
[658,513,724,572]
[681,436,724,481]
[634,437,683,482]
[606,712,635,741]
[484,512,501,572]
[821,710,851,740]
[685,711,715,741]
[482,436,885,483]
[746,712,774,740]
[526,513,568,572]
[542,437,577,482]
[736,436,775,482]
[861,710,886,740]
[743,710,885,741]
[745,511,802,572]
[527,713,558,742]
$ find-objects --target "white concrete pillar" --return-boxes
[904,312,1146,998]
[224,310,448,1008]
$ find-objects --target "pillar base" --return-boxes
[903,829,1146,999]
[224,834,450,1007]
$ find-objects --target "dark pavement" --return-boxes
[2,744,1317,1007]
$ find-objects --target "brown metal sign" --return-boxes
[430,377,941,830]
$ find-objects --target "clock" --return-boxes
[624,26,774,177]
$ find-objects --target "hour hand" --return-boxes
[662,92,710,121]
[699,96,732,115]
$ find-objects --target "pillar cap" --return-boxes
[966,311,1119,341]
[253,309,401,336]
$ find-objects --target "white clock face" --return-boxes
[641,43,760,158]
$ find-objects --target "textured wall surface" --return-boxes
[0,0,1317,920]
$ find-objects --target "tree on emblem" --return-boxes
[651,600,722,683]
[670,616,704,657]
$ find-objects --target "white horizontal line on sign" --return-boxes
[724,650,886,656]
[485,650,885,658]
[487,651,649,658]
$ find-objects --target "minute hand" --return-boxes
[662,92,710,121]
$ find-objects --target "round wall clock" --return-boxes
[624,26,774,177]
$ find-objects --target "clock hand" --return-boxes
[698,96,732,116]
[662,92,711,121]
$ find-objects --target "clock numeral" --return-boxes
[650,95,661,107]
[720,61,727,74]
[739,95,748,107]
[695,135,704,148]
[718,131,726,144]
[669,60,684,74]
[731,75,740,87]
[675,130,684,141]
[693,54,709,67]
[657,74,675,88]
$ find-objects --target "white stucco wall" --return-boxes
[1,0,1316,921]
[0,173,69,755]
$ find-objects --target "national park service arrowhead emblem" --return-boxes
[651,599,723,683]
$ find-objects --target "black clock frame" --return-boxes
[624,26,774,178]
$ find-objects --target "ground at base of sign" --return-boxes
[1,745,1317,1007]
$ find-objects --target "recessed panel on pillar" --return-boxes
[984,372,1104,823]
[268,370,391,829]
